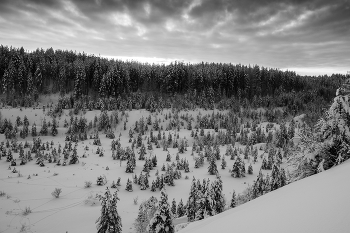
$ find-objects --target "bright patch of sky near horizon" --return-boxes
[0,0,349,76]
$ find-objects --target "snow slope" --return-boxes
[179,160,350,233]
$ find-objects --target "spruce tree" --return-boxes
[40,118,48,136]
[31,123,37,137]
[177,199,185,217]
[195,179,214,220]
[230,190,236,208]
[186,177,197,222]
[147,188,174,233]
[51,118,58,136]
[252,170,265,198]
[126,178,133,192]
[171,198,177,218]
[139,173,147,190]
[279,168,287,188]
[126,152,136,173]
[231,156,245,178]
[221,155,227,169]
[96,187,122,233]
[208,154,218,175]
[270,163,281,191]
[151,180,157,192]
[138,143,147,160]
[23,115,29,127]
[248,164,253,174]
[211,178,225,214]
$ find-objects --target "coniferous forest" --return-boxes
[0,45,346,124]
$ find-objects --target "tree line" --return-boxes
[0,45,346,117]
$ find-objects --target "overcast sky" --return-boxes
[0,0,349,75]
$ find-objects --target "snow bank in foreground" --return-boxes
[179,160,350,233]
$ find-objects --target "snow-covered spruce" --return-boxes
[147,188,174,233]
[96,187,122,233]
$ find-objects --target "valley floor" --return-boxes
[0,107,273,233]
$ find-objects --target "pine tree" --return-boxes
[186,177,197,222]
[252,170,265,199]
[138,143,147,160]
[96,187,122,233]
[221,155,227,169]
[147,188,174,233]
[166,152,171,162]
[208,154,218,175]
[126,154,136,173]
[126,178,133,192]
[151,180,157,192]
[211,178,225,214]
[230,190,236,208]
[139,173,147,190]
[23,115,29,127]
[248,164,253,174]
[279,168,287,188]
[195,179,214,220]
[40,118,48,136]
[231,156,245,178]
[51,118,58,136]
[270,163,281,191]
[143,159,150,173]
[171,198,177,218]
[152,155,158,167]
[74,61,86,99]
[31,123,37,137]
[177,199,185,217]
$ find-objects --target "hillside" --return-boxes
[179,160,350,233]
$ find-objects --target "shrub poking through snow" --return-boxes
[51,188,62,198]
[22,206,32,216]
[85,181,92,188]
[97,176,107,186]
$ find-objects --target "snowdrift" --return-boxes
[179,160,350,233]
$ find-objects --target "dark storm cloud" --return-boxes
[0,0,349,75]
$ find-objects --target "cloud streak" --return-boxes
[0,0,349,75]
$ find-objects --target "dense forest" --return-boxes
[0,45,346,123]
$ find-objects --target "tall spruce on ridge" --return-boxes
[96,187,122,233]
[195,179,214,220]
[230,190,236,208]
[171,198,177,218]
[186,177,197,222]
[211,177,225,214]
[177,199,185,217]
[207,152,218,175]
[147,188,174,233]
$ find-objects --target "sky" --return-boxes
[0,0,349,76]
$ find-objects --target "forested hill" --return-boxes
[0,45,346,119]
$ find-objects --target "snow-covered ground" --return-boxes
[179,160,350,233]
